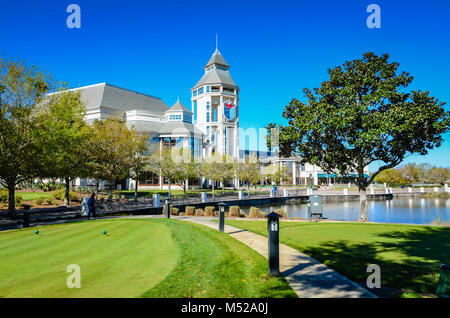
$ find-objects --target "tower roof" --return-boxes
[205,49,229,69]
[167,99,192,113]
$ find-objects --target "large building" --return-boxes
[59,47,367,190]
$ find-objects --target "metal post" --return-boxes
[218,202,226,232]
[22,204,31,228]
[165,198,170,219]
[266,211,281,276]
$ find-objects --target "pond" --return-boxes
[240,197,450,225]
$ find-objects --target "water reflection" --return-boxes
[240,198,449,225]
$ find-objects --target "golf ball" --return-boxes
[34,230,39,234]
[102,230,107,235]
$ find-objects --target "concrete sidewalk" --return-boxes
[176,216,376,298]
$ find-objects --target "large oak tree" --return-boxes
[273,52,449,220]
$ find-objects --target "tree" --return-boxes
[236,154,262,195]
[272,165,290,186]
[87,118,144,197]
[172,150,200,198]
[374,168,406,185]
[0,55,55,218]
[127,134,150,198]
[149,147,180,199]
[276,52,449,220]
[200,153,233,198]
[37,89,91,206]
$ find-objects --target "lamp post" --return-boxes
[218,202,226,232]
[266,210,281,276]
[22,204,31,228]
[164,198,170,219]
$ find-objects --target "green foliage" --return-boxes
[0,190,7,203]
[0,190,23,205]
[0,55,55,216]
[52,189,77,202]
[37,180,62,192]
[236,155,262,189]
[275,52,450,220]
[45,198,56,205]
[34,197,46,205]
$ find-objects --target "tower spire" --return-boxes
[215,33,219,53]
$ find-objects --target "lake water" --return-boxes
[240,198,450,225]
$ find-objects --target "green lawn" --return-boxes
[0,218,296,298]
[17,192,53,200]
[223,220,450,298]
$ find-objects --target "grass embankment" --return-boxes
[223,220,450,298]
[0,218,296,298]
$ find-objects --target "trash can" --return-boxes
[436,264,450,298]
[307,195,323,221]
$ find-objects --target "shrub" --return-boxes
[0,190,23,206]
[162,206,179,215]
[170,207,179,215]
[195,208,204,216]
[0,190,7,203]
[204,206,216,216]
[249,207,265,218]
[228,206,241,217]
[274,208,287,218]
[45,198,56,205]
[34,197,46,205]
[15,194,23,206]
[185,206,195,216]
[52,189,77,202]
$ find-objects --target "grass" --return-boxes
[16,192,53,201]
[142,219,297,298]
[0,219,178,297]
[0,218,296,298]
[222,220,450,298]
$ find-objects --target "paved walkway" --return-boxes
[175,216,376,298]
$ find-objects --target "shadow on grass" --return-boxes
[299,226,450,297]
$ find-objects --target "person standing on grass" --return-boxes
[87,193,96,219]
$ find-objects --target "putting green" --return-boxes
[0,219,178,297]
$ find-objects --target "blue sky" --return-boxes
[1,0,449,172]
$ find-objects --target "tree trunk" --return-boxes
[359,188,368,221]
[64,177,70,207]
[184,182,187,198]
[134,173,139,198]
[247,183,250,196]
[168,179,171,200]
[7,182,16,219]
[95,179,99,200]
[212,182,215,198]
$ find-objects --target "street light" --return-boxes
[218,202,226,232]
[164,198,170,219]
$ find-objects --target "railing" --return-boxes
[95,197,154,215]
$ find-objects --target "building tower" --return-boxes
[191,48,239,159]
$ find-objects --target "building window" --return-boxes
[206,126,210,136]
[198,87,204,95]
[169,114,182,121]
[206,101,210,111]
[206,86,210,93]
[193,90,197,97]
[206,112,210,123]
